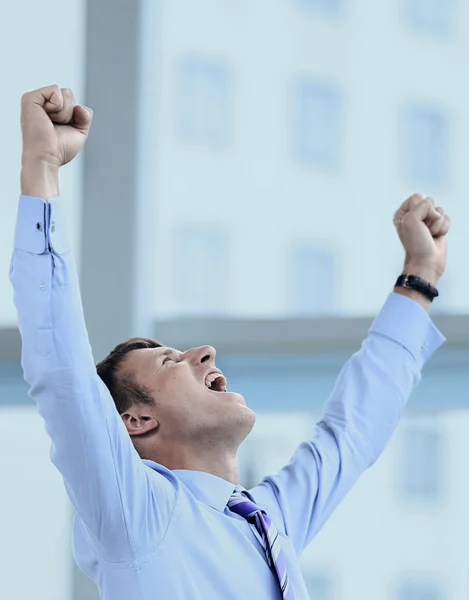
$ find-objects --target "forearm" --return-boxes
[21,159,59,200]
[322,332,417,467]
[323,292,445,464]
[252,293,445,554]
[9,196,161,559]
[12,87,171,558]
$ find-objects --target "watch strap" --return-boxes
[395,274,439,302]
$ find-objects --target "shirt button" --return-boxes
[51,220,56,233]
[36,222,43,231]
[421,342,429,352]
[39,283,47,291]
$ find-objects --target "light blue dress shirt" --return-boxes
[10,195,445,600]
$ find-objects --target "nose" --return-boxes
[185,345,216,365]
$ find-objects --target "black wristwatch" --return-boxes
[395,274,439,302]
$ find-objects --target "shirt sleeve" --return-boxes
[248,292,445,555]
[9,195,178,562]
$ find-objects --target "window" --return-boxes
[172,224,229,315]
[402,0,454,36]
[396,578,443,600]
[304,571,333,600]
[292,79,343,168]
[401,105,450,189]
[176,57,232,146]
[288,242,339,315]
[399,425,443,501]
[296,0,342,17]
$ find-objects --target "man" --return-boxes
[11,85,450,600]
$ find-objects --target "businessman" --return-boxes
[11,85,450,600]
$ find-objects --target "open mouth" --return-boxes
[204,371,228,393]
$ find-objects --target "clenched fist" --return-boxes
[394,194,450,287]
[21,85,92,167]
[21,85,93,199]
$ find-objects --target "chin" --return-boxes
[216,388,255,417]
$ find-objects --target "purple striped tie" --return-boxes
[228,488,295,599]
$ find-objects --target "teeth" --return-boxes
[205,372,227,392]
[205,373,219,384]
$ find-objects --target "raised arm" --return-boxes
[249,194,450,555]
[11,86,177,562]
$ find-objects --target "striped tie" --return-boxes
[228,488,295,599]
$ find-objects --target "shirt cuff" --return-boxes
[48,196,71,254]
[369,292,446,369]
[13,195,48,253]
[13,195,71,255]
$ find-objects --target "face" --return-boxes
[119,345,256,452]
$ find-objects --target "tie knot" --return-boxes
[228,488,262,519]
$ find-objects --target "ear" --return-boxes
[121,409,159,436]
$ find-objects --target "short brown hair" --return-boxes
[96,337,163,414]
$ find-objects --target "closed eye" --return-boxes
[163,357,174,365]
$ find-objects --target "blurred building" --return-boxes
[1,1,469,599]
[150,0,469,319]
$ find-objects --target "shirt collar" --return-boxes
[142,461,238,511]
[173,469,237,512]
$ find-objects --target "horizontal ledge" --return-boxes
[1,313,468,362]
[152,313,469,353]
[0,328,22,361]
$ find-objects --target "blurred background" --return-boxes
[1,0,469,598]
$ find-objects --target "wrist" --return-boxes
[21,158,59,200]
[402,263,441,288]
[395,266,441,315]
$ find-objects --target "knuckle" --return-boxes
[51,85,62,99]
[418,198,433,211]
[47,84,61,98]
[408,195,423,209]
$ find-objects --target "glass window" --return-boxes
[401,105,449,189]
[293,79,343,168]
[176,57,232,146]
[398,425,443,501]
[402,0,454,36]
[397,579,442,600]
[172,224,229,315]
[288,242,339,315]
